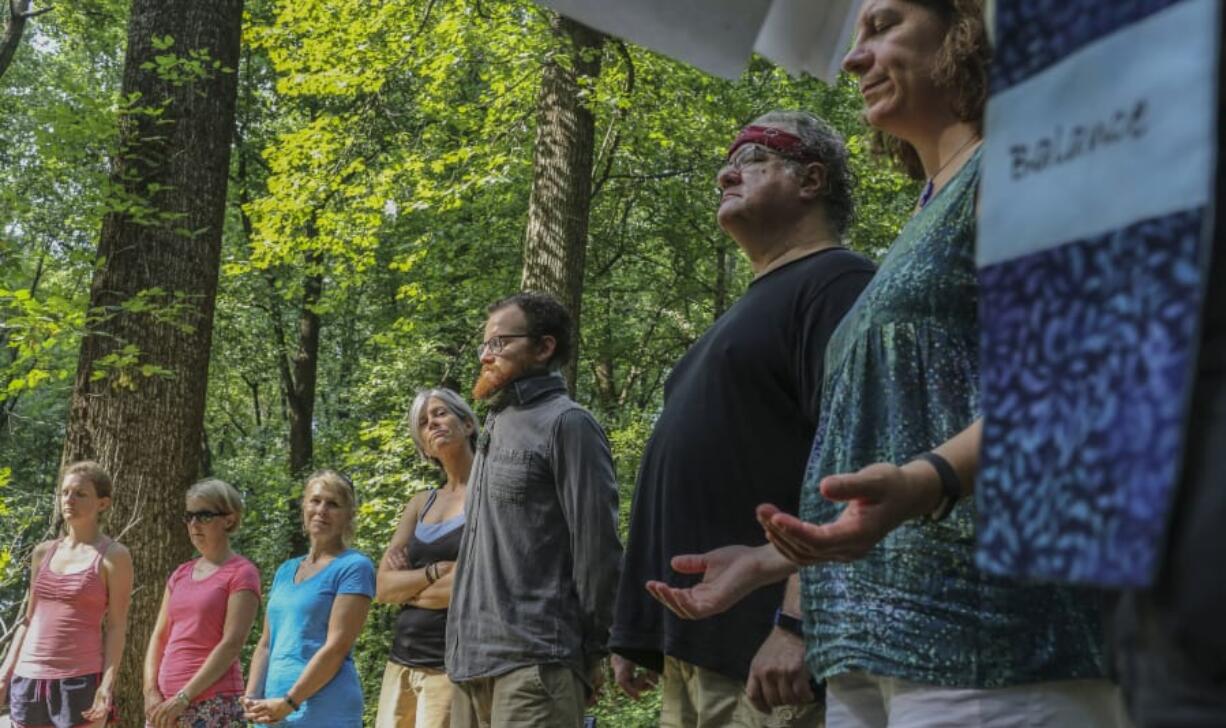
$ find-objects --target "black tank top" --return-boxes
[389,490,464,669]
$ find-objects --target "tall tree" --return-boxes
[521,13,604,391]
[59,0,244,722]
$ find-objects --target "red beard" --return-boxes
[472,362,515,401]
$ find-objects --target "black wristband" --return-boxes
[913,451,961,522]
[773,607,804,637]
[283,694,299,710]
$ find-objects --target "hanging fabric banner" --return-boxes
[976,0,1220,586]
[534,0,859,82]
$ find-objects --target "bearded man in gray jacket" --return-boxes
[446,291,622,728]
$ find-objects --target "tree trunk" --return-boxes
[521,14,603,394]
[279,266,322,556]
[60,0,243,724]
[0,0,35,81]
[286,269,322,478]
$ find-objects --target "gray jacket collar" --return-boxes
[496,371,567,410]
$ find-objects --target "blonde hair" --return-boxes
[302,469,357,546]
[186,478,245,534]
[60,460,113,499]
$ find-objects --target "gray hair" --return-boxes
[186,478,245,534]
[752,110,855,238]
[408,388,479,468]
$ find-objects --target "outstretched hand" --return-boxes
[759,462,938,565]
[646,544,793,621]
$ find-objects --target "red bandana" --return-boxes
[727,125,816,161]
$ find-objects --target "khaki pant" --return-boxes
[451,664,586,728]
[661,656,823,728]
[376,661,454,728]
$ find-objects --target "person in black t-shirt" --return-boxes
[609,111,874,726]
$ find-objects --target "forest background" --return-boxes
[0,0,918,725]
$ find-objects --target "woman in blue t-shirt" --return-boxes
[243,470,375,727]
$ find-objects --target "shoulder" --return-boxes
[274,557,301,582]
[168,559,196,585]
[337,549,375,573]
[403,489,431,515]
[102,541,132,567]
[30,539,56,565]
[226,556,262,593]
[806,248,876,286]
[552,404,606,440]
[229,554,262,580]
[796,250,875,304]
[333,550,376,596]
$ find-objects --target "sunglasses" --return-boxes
[182,510,229,525]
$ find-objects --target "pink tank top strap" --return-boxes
[92,536,113,572]
[36,538,62,573]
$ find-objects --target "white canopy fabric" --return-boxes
[536,0,862,82]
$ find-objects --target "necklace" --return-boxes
[918,134,980,208]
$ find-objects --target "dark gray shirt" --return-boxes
[446,372,622,684]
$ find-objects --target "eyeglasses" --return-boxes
[477,334,533,358]
[182,510,229,525]
[720,144,783,176]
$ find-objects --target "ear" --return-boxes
[797,161,827,201]
[533,335,558,366]
[97,496,112,513]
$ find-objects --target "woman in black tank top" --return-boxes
[374,388,478,728]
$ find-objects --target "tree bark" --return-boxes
[521,14,603,394]
[0,0,35,81]
[60,0,243,724]
[285,268,321,478]
[280,266,321,556]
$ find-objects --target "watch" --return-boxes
[912,451,961,522]
[773,607,804,637]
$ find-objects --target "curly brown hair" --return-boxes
[871,0,990,180]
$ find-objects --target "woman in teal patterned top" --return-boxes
[646,1,1126,725]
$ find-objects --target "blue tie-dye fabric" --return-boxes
[799,150,1108,688]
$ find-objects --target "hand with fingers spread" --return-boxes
[645,544,795,621]
[611,654,659,699]
[758,461,940,565]
[746,625,815,713]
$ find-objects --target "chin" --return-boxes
[715,207,741,233]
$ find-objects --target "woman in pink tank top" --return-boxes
[141,478,260,728]
[0,461,134,728]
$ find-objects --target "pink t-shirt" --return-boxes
[157,555,261,701]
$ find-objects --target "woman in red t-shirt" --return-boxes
[142,479,261,728]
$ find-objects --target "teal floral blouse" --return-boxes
[798,149,1108,688]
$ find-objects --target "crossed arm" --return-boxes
[375,492,454,609]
